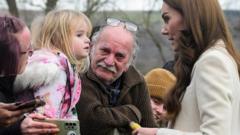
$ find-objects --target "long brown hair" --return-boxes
[163,0,240,126]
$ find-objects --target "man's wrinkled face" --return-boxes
[90,26,134,85]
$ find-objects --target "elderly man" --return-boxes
[76,18,156,135]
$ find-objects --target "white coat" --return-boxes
[157,40,240,135]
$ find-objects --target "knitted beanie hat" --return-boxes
[144,68,176,99]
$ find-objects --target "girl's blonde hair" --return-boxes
[31,15,44,49]
[37,9,92,73]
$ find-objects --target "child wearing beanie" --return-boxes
[144,68,176,127]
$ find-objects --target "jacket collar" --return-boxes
[121,65,145,87]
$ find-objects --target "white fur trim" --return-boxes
[13,62,61,93]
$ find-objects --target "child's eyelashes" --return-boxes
[76,33,83,37]
[76,31,87,37]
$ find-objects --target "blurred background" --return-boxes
[1,0,240,74]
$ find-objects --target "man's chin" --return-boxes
[101,78,115,85]
[96,73,115,84]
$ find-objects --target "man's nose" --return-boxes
[104,55,115,66]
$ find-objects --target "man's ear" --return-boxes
[90,43,95,55]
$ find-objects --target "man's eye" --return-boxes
[100,49,109,55]
[116,54,125,60]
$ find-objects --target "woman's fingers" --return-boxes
[23,127,59,134]
[0,107,25,127]
[28,113,46,120]
[30,120,58,128]
[132,128,158,135]
[21,117,59,134]
[6,109,25,118]
[1,107,33,120]
[0,114,20,127]
[7,116,23,126]
[0,102,17,110]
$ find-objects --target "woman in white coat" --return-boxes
[133,0,240,135]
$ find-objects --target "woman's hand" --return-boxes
[0,102,34,127]
[21,113,59,135]
[132,127,158,135]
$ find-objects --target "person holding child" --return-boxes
[0,14,59,135]
[14,9,92,119]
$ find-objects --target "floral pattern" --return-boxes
[28,49,81,119]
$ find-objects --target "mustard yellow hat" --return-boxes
[144,68,176,99]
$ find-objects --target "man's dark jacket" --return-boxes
[76,66,156,135]
[0,76,22,135]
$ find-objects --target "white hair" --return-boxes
[91,26,139,67]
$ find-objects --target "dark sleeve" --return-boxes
[77,72,156,135]
[76,83,142,130]
[0,120,22,135]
